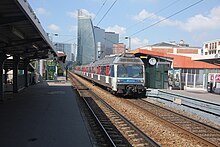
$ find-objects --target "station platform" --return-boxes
[161,89,220,104]
[0,77,92,147]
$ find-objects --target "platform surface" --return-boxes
[161,89,220,104]
[0,77,92,147]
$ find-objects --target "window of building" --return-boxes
[215,42,217,49]
[205,44,208,48]
[219,42,220,45]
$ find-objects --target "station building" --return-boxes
[130,48,220,90]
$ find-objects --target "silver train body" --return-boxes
[74,53,146,96]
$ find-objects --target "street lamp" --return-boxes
[125,36,131,52]
[98,51,104,59]
[47,33,58,42]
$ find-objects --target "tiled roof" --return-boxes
[130,49,220,69]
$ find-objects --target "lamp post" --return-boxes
[45,33,58,80]
[125,36,131,52]
[47,33,58,42]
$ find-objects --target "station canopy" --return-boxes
[0,0,57,69]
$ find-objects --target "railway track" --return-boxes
[69,72,220,146]
[128,99,220,146]
[69,73,160,147]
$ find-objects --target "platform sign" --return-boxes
[216,74,220,82]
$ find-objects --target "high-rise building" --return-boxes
[94,26,105,60]
[113,43,126,54]
[77,10,119,64]
[54,43,72,62]
[93,26,119,59]
[104,32,119,56]
[77,10,96,65]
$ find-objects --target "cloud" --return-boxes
[48,24,60,32]
[105,25,126,35]
[133,9,158,21]
[130,0,158,3]
[133,6,220,33]
[67,9,95,19]
[69,25,77,33]
[67,11,78,19]
[131,37,149,49]
[35,7,49,16]
[179,6,220,32]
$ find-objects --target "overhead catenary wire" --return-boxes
[80,0,117,46]
[80,0,118,53]
[96,0,118,26]
[93,0,108,22]
[129,0,205,37]
[127,0,182,30]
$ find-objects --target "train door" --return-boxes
[111,65,117,91]
[91,66,94,79]
[86,67,89,77]
[97,66,101,81]
[106,65,110,83]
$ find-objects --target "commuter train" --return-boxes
[74,53,146,97]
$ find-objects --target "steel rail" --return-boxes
[129,99,220,146]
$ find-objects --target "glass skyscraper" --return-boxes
[77,10,96,65]
[54,43,72,62]
[93,26,119,59]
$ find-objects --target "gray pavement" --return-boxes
[0,78,92,147]
[161,89,220,104]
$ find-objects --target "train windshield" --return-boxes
[117,65,143,78]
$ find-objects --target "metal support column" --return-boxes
[4,68,8,84]
[0,53,7,100]
[66,66,68,81]
[24,59,30,87]
[13,56,19,93]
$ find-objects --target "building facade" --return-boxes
[203,39,220,55]
[141,41,201,58]
[131,49,220,90]
[94,26,119,59]
[77,10,119,64]
[93,26,105,60]
[77,9,96,65]
[54,43,72,62]
[104,32,119,57]
[113,43,126,54]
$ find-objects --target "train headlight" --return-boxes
[140,80,144,83]
[117,79,121,83]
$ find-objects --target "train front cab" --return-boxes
[113,64,145,96]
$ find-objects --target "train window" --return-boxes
[110,65,114,77]
[95,66,97,74]
[117,65,143,78]
[101,66,106,75]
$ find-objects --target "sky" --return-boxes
[28,0,220,49]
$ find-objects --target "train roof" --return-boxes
[91,53,143,66]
